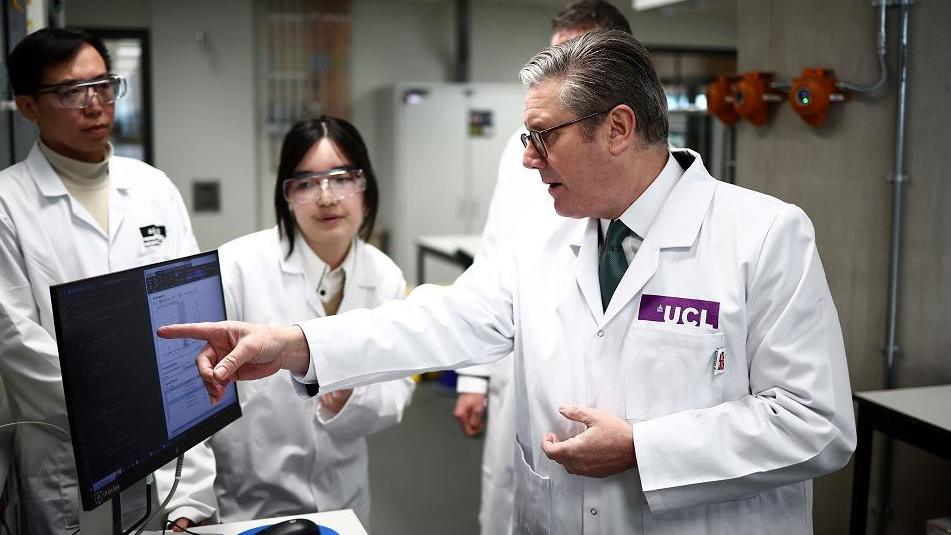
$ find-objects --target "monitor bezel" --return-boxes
[51,250,242,511]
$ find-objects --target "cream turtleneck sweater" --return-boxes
[38,140,113,234]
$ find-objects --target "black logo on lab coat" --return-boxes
[140,225,167,248]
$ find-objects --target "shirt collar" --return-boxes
[294,233,357,294]
[600,150,684,239]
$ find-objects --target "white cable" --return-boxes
[0,421,70,437]
[133,454,184,535]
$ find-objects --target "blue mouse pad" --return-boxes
[236,524,340,535]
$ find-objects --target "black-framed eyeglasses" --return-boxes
[36,74,127,109]
[282,167,367,204]
[520,109,611,159]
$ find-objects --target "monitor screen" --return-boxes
[51,251,241,511]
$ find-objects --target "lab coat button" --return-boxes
[596,330,604,337]
[590,507,598,515]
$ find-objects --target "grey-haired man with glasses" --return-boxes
[160,29,855,534]
[0,28,198,534]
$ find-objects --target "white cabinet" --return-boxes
[374,83,526,283]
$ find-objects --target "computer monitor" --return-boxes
[51,251,241,512]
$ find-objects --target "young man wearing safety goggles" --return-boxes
[0,28,199,534]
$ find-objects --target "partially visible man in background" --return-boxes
[452,2,633,533]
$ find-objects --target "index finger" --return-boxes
[558,404,596,427]
[158,322,218,340]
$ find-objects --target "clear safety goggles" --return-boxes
[36,74,127,109]
[282,168,367,204]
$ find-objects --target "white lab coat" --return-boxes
[301,150,856,534]
[0,143,198,534]
[0,376,12,498]
[459,357,515,535]
[157,228,414,527]
[455,129,554,535]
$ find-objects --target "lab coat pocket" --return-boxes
[625,324,725,420]
[642,494,763,535]
[512,439,551,535]
[135,244,166,266]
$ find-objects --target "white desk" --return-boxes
[415,234,482,285]
[850,385,951,534]
[187,510,367,535]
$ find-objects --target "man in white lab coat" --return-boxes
[163,31,855,534]
[453,4,632,533]
[0,28,198,534]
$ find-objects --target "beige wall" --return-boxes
[735,1,951,533]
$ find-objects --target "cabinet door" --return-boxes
[465,85,528,233]
[392,84,468,278]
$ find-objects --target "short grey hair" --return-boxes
[519,30,668,146]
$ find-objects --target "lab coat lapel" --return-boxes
[601,150,718,326]
[602,239,659,325]
[107,188,127,244]
[279,239,325,317]
[339,242,378,312]
[570,218,604,324]
[106,158,136,244]
[26,144,107,238]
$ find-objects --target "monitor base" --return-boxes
[78,479,151,535]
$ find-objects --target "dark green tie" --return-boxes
[599,220,633,311]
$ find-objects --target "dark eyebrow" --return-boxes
[524,118,551,131]
[39,74,111,90]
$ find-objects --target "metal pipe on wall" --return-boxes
[454,0,470,83]
[840,0,888,94]
[874,2,912,534]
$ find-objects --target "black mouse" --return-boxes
[258,518,320,535]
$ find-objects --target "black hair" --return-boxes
[552,0,632,35]
[8,27,112,95]
[275,116,380,258]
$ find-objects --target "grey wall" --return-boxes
[65,0,737,249]
[148,0,257,251]
[470,0,738,83]
[65,0,149,26]
[351,0,456,174]
[352,0,737,172]
[735,1,951,533]
[68,0,259,251]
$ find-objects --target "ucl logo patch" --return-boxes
[638,294,720,329]
[140,225,167,248]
